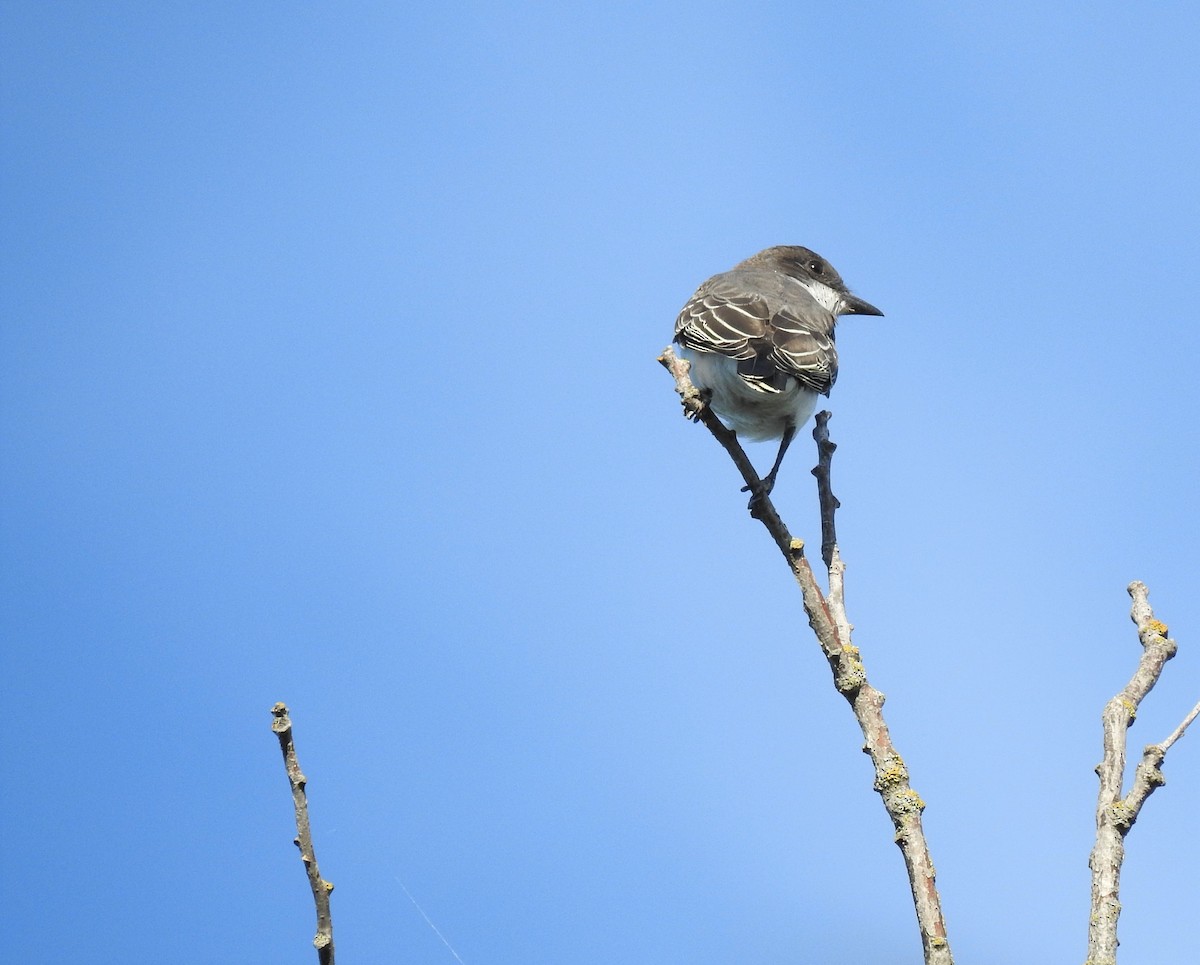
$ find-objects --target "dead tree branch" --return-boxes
[660,346,952,965]
[272,702,336,965]
[1086,583,1196,964]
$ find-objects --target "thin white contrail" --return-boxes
[395,877,468,964]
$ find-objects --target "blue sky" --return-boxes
[3,2,1198,963]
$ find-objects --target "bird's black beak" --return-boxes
[841,293,884,316]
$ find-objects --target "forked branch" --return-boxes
[1086,584,1197,964]
[659,346,952,965]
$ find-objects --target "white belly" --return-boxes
[681,348,817,441]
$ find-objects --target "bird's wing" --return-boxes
[767,308,838,396]
[673,278,768,362]
[674,271,839,396]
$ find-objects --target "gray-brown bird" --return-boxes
[674,245,882,503]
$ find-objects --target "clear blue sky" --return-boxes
[3,3,1197,963]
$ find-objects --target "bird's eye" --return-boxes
[808,260,824,274]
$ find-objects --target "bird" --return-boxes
[673,245,882,505]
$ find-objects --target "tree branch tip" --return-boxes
[271,703,292,733]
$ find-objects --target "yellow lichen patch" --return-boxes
[834,653,866,692]
[1147,619,1169,637]
[876,763,909,789]
[890,788,925,814]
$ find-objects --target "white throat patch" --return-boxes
[798,279,845,315]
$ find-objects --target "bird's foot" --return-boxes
[741,477,775,512]
[685,388,713,422]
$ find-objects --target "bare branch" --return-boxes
[660,347,953,965]
[272,702,335,965]
[1086,582,1193,965]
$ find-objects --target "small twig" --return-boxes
[1085,583,1193,965]
[660,347,952,965]
[810,411,841,571]
[811,412,851,644]
[272,702,335,965]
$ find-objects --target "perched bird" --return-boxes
[674,245,882,503]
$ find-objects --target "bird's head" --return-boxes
[743,245,883,318]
